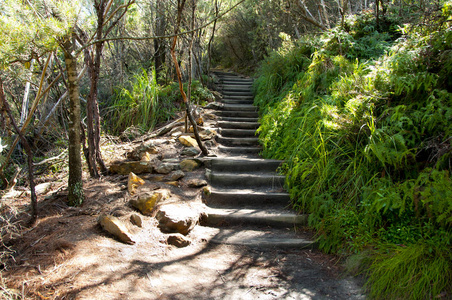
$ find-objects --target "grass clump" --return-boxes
[254,3,452,299]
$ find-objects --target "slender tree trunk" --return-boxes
[207,0,219,75]
[154,0,166,82]
[62,35,84,206]
[0,78,37,224]
[172,0,208,156]
[20,59,34,127]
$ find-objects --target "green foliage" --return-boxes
[255,4,452,299]
[105,69,214,136]
[106,69,176,135]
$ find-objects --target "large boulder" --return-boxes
[180,159,201,172]
[155,204,200,235]
[98,214,135,245]
[130,189,171,215]
[110,161,153,175]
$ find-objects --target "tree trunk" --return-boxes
[20,59,34,127]
[154,0,166,82]
[62,35,84,206]
[207,0,219,75]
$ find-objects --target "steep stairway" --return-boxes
[202,71,314,248]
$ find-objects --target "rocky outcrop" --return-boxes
[187,179,208,188]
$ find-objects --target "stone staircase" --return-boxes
[202,71,313,248]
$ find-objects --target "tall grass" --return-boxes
[106,69,176,135]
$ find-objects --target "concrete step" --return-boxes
[219,128,257,138]
[205,188,290,207]
[219,117,259,123]
[222,95,254,100]
[221,104,257,112]
[221,77,253,82]
[218,145,261,155]
[217,121,259,130]
[221,99,254,105]
[216,110,259,118]
[206,158,282,173]
[208,172,285,189]
[222,84,251,93]
[222,91,254,96]
[216,135,259,147]
[204,207,308,228]
[198,226,315,249]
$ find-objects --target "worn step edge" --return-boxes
[219,128,258,138]
[216,135,260,146]
[217,121,259,130]
[204,208,308,228]
[218,145,262,154]
[218,117,259,123]
[205,189,290,207]
[205,157,282,172]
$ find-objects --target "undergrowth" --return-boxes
[105,69,214,136]
[254,3,452,299]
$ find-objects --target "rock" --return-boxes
[179,135,198,148]
[98,214,135,245]
[35,182,52,195]
[128,172,145,195]
[199,129,217,140]
[130,189,171,215]
[166,234,191,248]
[130,214,143,227]
[140,152,152,162]
[127,143,158,160]
[165,181,180,187]
[155,204,200,235]
[202,186,211,196]
[110,161,153,175]
[181,147,200,157]
[187,179,208,188]
[155,163,174,174]
[167,170,185,181]
[180,159,201,172]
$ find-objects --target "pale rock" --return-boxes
[165,181,180,187]
[166,234,191,248]
[130,189,171,215]
[167,170,185,181]
[179,135,198,148]
[98,214,135,244]
[35,182,52,195]
[130,214,143,227]
[187,179,208,188]
[127,143,158,160]
[155,204,200,235]
[128,172,145,195]
[180,159,201,172]
[181,147,200,157]
[155,163,174,174]
[110,161,153,175]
